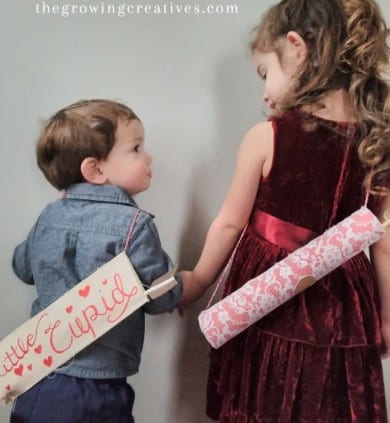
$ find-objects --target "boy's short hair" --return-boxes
[36,99,139,190]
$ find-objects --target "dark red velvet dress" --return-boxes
[206,112,387,422]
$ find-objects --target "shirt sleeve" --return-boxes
[127,212,182,314]
[12,225,37,285]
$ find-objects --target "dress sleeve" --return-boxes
[127,213,182,314]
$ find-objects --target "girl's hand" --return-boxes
[381,322,390,359]
[177,271,209,313]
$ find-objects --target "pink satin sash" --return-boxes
[250,210,319,252]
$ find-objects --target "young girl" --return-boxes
[181,0,390,421]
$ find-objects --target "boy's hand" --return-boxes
[177,270,209,313]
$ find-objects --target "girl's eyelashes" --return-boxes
[256,65,266,80]
[133,144,140,153]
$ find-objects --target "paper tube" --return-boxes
[198,207,385,349]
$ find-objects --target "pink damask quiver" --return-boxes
[198,207,385,349]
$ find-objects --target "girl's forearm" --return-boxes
[193,217,243,288]
[372,197,390,322]
[372,247,390,323]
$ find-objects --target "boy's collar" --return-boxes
[64,183,138,207]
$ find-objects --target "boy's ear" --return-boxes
[286,31,307,63]
[80,157,107,185]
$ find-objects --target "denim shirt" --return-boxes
[12,183,183,379]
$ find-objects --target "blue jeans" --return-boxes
[10,374,135,422]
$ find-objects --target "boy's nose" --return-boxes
[146,152,153,165]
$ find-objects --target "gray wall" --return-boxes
[1,1,389,422]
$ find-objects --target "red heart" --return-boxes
[6,385,11,391]
[43,356,53,367]
[14,365,23,377]
[27,364,32,371]
[66,306,73,313]
[102,279,108,285]
[78,285,90,298]
[34,345,42,354]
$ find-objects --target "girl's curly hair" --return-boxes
[251,0,390,194]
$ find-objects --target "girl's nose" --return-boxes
[263,93,275,109]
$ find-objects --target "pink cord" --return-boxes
[364,191,370,207]
[206,225,248,309]
[123,209,141,251]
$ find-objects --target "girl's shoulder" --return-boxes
[239,121,274,179]
[241,121,273,153]
[246,120,273,136]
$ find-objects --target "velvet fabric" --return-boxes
[250,209,318,252]
[206,111,387,422]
